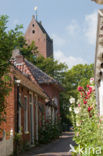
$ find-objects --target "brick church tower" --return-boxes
[25,16,53,58]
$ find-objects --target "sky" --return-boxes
[0,0,102,68]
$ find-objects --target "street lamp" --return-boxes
[92,0,103,4]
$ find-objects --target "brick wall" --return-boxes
[40,84,60,118]
[25,16,53,58]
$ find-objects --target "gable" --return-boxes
[25,16,46,45]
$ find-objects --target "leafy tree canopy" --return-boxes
[0,15,23,124]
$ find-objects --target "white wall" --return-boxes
[0,131,13,156]
[99,78,103,116]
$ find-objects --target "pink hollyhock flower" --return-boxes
[89,87,92,92]
[87,84,90,88]
[87,90,91,96]
[78,86,83,92]
[83,100,87,104]
[88,106,93,112]
[78,104,80,107]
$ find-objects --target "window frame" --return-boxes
[24,96,29,133]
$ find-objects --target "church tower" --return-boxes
[25,16,53,58]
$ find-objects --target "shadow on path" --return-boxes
[20,132,75,156]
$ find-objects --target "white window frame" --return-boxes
[24,96,28,133]
[54,97,58,106]
[35,94,38,141]
[29,93,33,104]
[29,92,35,143]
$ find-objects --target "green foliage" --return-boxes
[20,40,39,62]
[38,119,62,144]
[70,80,103,156]
[13,133,23,155]
[0,15,23,125]
[60,64,94,129]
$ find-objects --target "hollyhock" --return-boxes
[69,97,75,104]
[87,84,90,88]
[69,107,72,112]
[78,104,81,107]
[83,100,87,104]
[74,107,80,114]
[78,86,83,92]
[88,106,93,112]
[90,78,94,84]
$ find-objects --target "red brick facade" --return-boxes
[0,53,61,148]
[25,16,53,58]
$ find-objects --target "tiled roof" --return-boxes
[11,65,48,99]
[25,59,58,85]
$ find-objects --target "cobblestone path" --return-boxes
[20,132,75,156]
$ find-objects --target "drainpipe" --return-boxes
[15,80,21,133]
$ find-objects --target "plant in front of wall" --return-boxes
[14,133,23,155]
[38,118,62,144]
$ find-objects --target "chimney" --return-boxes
[12,49,24,65]
[15,55,24,65]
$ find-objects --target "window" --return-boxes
[29,94,33,104]
[32,24,35,27]
[18,94,21,133]
[24,96,28,133]
[32,30,35,34]
[54,97,58,106]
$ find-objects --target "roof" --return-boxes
[25,59,58,85]
[37,21,53,42]
[11,65,48,99]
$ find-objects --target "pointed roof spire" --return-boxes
[34,6,38,21]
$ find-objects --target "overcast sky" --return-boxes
[0,0,102,68]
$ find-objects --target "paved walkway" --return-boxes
[20,132,75,156]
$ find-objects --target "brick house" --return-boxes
[0,49,62,155]
[25,15,53,58]
[0,62,48,155]
[13,49,62,123]
[25,59,62,121]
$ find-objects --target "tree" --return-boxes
[20,44,67,83]
[60,64,94,129]
[0,15,23,124]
